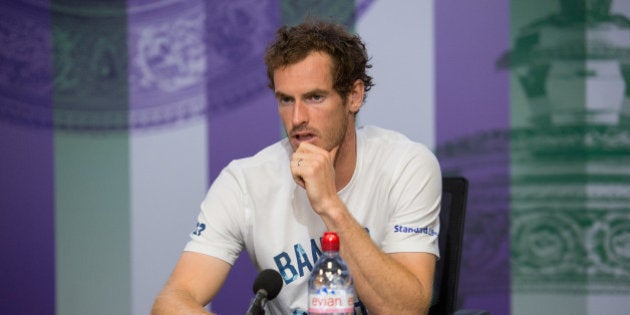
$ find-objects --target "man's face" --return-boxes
[273,51,354,152]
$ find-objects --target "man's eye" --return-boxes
[279,97,293,105]
[308,95,323,102]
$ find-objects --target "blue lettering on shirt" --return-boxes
[393,225,437,236]
[273,238,322,284]
[295,243,313,277]
[274,252,298,284]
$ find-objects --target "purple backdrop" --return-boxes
[0,3,56,313]
[205,1,281,313]
[436,1,511,314]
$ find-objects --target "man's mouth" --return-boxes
[294,133,315,141]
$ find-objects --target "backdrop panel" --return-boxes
[435,1,511,314]
[357,0,435,147]
[0,1,56,313]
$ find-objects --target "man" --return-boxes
[152,19,441,314]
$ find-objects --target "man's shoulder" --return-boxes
[227,138,290,171]
[358,125,407,140]
[359,125,431,153]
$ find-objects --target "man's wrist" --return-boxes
[318,198,352,228]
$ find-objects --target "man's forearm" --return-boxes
[151,286,214,315]
[321,206,431,314]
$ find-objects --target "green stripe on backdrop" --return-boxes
[52,1,130,314]
[508,2,587,313]
[508,1,630,314]
[281,0,356,28]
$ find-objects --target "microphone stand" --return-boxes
[245,291,268,315]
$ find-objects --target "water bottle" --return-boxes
[308,231,355,315]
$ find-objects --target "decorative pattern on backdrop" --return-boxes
[501,0,630,308]
[437,0,630,314]
[129,0,208,128]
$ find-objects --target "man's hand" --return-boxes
[290,142,340,213]
[288,141,437,314]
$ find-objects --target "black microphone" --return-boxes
[245,269,283,315]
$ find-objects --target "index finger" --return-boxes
[296,141,319,153]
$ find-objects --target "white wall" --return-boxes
[357,0,435,149]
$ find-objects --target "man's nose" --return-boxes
[292,100,308,125]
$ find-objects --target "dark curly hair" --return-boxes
[264,19,374,105]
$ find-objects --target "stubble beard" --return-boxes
[286,100,352,153]
[324,108,349,153]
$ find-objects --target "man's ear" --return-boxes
[349,79,365,114]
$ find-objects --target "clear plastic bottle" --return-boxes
[308,231,355,315]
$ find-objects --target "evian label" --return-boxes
[308,289,354,314]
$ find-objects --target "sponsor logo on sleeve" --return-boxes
[393,225,437,236]
[192,222,206,236]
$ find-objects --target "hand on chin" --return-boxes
[290,143,339,212]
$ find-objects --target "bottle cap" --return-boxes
[321,231,340,251]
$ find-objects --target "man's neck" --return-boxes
[333,125,357,192]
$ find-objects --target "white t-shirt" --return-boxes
[185,125,442,314]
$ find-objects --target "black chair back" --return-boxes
[429,177,469,315]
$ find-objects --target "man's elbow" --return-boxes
[151,288,172,315]
[150,286,212,315]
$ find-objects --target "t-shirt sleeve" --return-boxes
[184,163,247,265]
[380,144,442,258]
